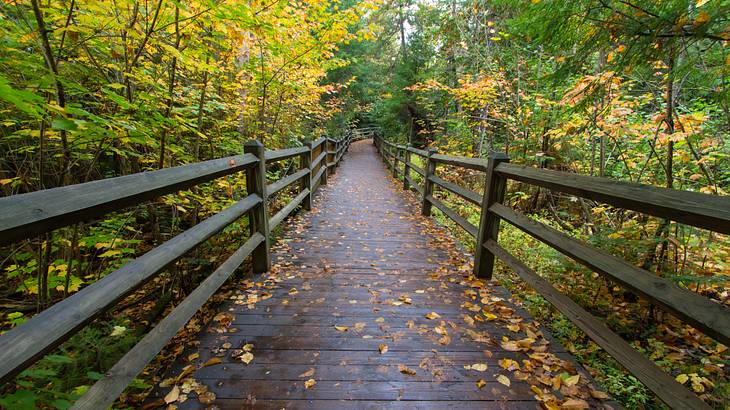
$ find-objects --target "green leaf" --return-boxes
[51,118,78,131]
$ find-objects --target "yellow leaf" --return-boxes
[398,364,417,375]
[334,325,349,332]
[304,378,317,389]
[98,249,122,258]
[497,374,511,386]
[379,344,388,354]
[695,11,710,25]
[203,357,222,367]
[425,312,441,320]
[476,379,487,389]
[240,352,254,364]
[465,363,488,372]
[242,343,254,352]
[164,385,179,404]
[675,373,689,384]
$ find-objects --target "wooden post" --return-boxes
[403,145,411,191]
[421,148,437,216]
[474,152,510,279]
[243,140,271,273]
[392,145,399,178]
[322,138,331,185]
[301,141,313,211]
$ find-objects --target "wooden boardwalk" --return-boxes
[148,140,614,409]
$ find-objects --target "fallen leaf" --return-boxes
[198,391,216,404]
[425,312,441,320]
[304,378,317,389]
[164,385,180,404]
[561,398,589,409]
[564,374,580,387]
[589,389,609,399]
[334,325,349,332]
[298,368,316,378]
[398,364,417,375]
[464,363,488,372]
[476,379,487,389]
[497,374,511,387]
[242,343,254,352]
[187,353,199,362]
[379,344,389,354]
[240,352,254,364]
[202,358,222,367]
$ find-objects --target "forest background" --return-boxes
[0,0,728,408]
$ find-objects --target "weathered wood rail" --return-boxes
[374,134,730,410]
[0,133,352,409]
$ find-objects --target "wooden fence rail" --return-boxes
[0,132,353,409]
[372,134,730,410]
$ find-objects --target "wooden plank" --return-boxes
[429,174,482,205]
[431,153,488,171]
[426,195,478,237]
[495,163,730,235]
[267,168,309,196]
[269,189,310,230]
[0,194,262,384]
[312,150,327,169]
[312,167,326,191]
[265,146,309,163]
[408,162,426,176]
[71,233,265,410]
[406,146,428,157]
[0,153,258,246]
[160,380,534,402]
[490,203,730,346]
[311,137,326,149]
[484,239,711,410]
[173,399,537,409]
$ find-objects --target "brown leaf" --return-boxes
[561,398,589,409]
[198,391,216,404]
[298,368,316,378]
[398,364,417,376]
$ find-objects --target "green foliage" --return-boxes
[0,317,140,410]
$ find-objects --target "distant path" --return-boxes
[148,139,613,409]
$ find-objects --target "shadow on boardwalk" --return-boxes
[147,139,616,409]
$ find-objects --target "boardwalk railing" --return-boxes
[373,134,729,410]
[0,133,352,409]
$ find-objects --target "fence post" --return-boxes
[322,138,331,185]
[244,140,271,273]
[403,145,411,191]
[301,141,313,211]
[421,148,437,216]
[474,152,510,279]
[392,145,399,178]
